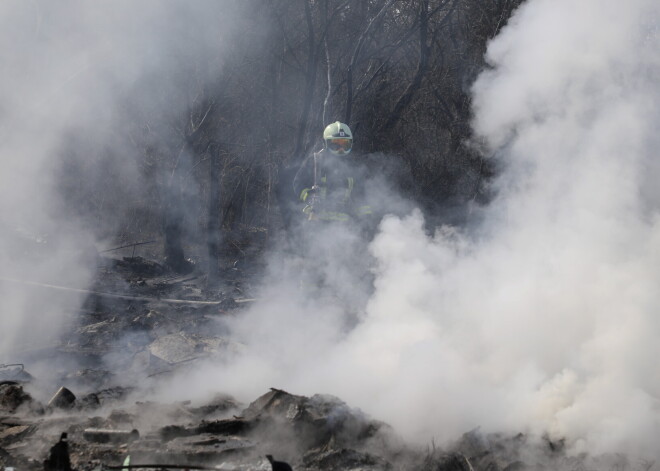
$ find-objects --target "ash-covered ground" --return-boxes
[1,239,655,471]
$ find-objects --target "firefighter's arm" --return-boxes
[292,154,316,200]
[299,185,320,203]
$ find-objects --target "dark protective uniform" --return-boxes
[293,150,372,222]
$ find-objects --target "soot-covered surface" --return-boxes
[0,254,654,471]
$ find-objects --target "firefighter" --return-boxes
[293,122,372,223]
[289,122,376,318]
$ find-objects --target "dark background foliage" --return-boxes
[55,0,524,272]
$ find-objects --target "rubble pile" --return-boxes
[1,255,653,470]
[51,255,250,387]
[0,381,405,471]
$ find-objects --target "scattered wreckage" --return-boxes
[1,255,656,471]
[5,376,653,471]
[2,378,401,471]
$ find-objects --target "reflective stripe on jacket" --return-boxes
[303,206,351,222]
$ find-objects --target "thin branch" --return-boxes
[344,0,398,124]
[380,0,431,134]
[293,0,318,158]
[322,40,333,125]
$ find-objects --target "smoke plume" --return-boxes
[166,0,660,461]
[1,0,658,463]
[0,1,246,359]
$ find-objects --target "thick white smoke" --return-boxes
[464,0,660,456]
[169,0,660,461]
[2,0,656,462]
[0,1,241,358]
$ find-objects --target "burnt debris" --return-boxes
[43,433,72,471]
[0,254,648,471]
[266,454,293,471]
[47,387,77,411]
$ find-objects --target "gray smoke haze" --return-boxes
[1,0,658,464]
[0,1,250,357]
[159,0,660,462]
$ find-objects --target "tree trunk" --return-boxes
[206,142,222,287]
[380,0,430,134]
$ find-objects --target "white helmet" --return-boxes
[323,121,353,155]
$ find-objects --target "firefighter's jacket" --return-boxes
[294,150,372,222]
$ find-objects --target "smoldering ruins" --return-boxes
[1,0,660,470]
[2,255,649,471]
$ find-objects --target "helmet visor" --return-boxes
[327,138,352,153]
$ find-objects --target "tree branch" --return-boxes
[344,0,397,124]
[380,0,431,134]
[293,0,318,158]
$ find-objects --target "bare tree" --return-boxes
[59,0,525,264]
